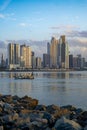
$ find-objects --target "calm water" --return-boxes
[0,71,87,109]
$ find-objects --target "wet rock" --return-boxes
[15,116,30,126]
[29,112,44,121]
[20,109,32,114]
[46,105,60,114]
[19,96,38,109]
[3,103,13,113]
[84,126,87,130]
[0,126,3,130]
[53,108,71,119]
[12,95,20,101]
[54,116,82,130]
[35,105,47,111]
[61,105,77,111]
[3,115,13,122]
[0,107,2,113]
[0,94,86,130]
[77,111,87,127]
[1,95,13,103]
[43,112,55,127]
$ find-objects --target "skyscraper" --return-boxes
[50,37,58,68]
[20,44,32,68]
[36,57,42,68]
[69,54,73,69]
[58,35,69,69]
[43,53,50,68]
[47,35,69,69]
[47,42,50,55]
[8,43,20,69]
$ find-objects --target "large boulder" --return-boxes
[54,116,82,130]
[77,111,87,127]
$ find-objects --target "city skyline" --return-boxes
[1,36,87,69]
[0,0,87,59]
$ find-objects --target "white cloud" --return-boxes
[0,14,5,19]
[19,23,27,27]
[0,13,16,21]
[68,37,87,59]
[19,22,32,27]
[51,25,79,30]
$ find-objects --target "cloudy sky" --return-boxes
[0,0,87,59]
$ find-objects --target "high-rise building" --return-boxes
[69,54,73,69]
[65,41,69,69]
[47,42,50,55]
[81,58,85,68]
[47,35,69,69]
[31,51,36,69]
[1,54,4,67]
[73,57,78,68]
[36,57,42,68]
[50,37,58,68]
[8,43,20,69]
[20,44,32,68]
[77,54,81,68]
[58,35,69,69]
[43,53,50,68]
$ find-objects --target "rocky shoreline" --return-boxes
[0,94,86,130]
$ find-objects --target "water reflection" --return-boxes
[0,71,87,109]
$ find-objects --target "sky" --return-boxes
[0,0,87,59]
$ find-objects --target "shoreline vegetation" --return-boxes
[0,94,86,130]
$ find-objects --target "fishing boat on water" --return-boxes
[14,73,34,79]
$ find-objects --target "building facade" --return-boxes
[20,44,32,68]
[50,37,58,68]
[36,57,42,69]
[48,35,69,69]
[43,53,50,68]
[8,43,20,69]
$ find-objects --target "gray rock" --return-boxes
[77,111,87,127]
[84,126,87,130]
[43,112,55,127]
[0,101,4,107]
[3,115,12,122]
[3,103,13,110]
[11,112,19,120]
[35,105,47,111]
[54,116,82,130]
[0,126,3,130]
[15,116,30,126]
[61,105,76,111]
[46,105,60,114]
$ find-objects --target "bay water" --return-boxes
[0,71,87,109]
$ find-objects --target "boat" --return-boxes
[14,52,34,80]
[14,73,34,79]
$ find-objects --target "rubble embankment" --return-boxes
[0,94,86,130]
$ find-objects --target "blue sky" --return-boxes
[0,0,87,40]
[0,0,87,59]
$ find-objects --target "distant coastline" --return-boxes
[0,68,87,72]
